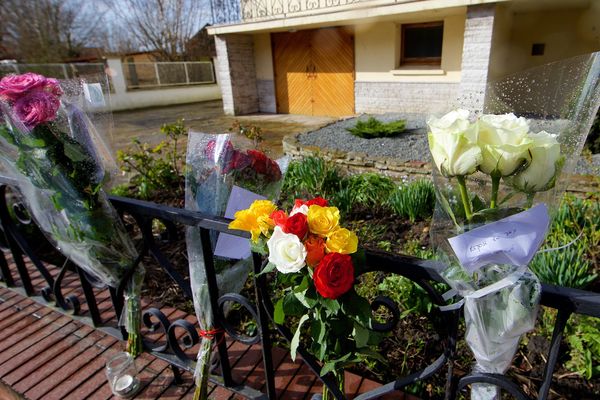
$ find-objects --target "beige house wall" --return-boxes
[489,3,600,80]
[354,12,465,83]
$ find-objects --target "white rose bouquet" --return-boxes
[428,53,600,400]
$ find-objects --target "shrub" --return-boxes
[346,117,406,139]
[115,119,186,200]
[387,179,435,222]
[565,314,600,379]
[229,120,263,147]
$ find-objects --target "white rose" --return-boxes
[478,113,532,176]
[504,131,562,193]
[427,109,482,177]
[290,204,309,216]
[267,226,307,273]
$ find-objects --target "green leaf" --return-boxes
[63,141,89,162]
[321,298,340,316]
[295,287,318,308]
[250,237,269,255]
[342,291,372,326]
[290,314,309,362]
[283,292,307,316]
[274,298,285,325]
[320,361,337,377]
[355,347,387,363]
[294,275,310,293]
[435,187,459,228]
[257,262,276,276]
[20,135,46,148]
[353,323,369,348]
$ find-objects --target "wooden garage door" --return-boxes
[272,28,354,117]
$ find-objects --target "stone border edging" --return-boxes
[283,133,599,195]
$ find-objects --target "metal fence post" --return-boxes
[184,62,190,84]
[154,63,162,86]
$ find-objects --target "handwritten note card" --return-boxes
[448,204,550,273]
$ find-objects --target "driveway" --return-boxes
[111,100,336,158]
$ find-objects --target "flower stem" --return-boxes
[526,193,535,209]
[456,175,472,222]
[322,370,344,400]
[490,173,501,209]
[192,340,213,400]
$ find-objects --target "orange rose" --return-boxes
[304,235,326,268]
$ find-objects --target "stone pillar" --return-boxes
[215,34,259,115]
[457,4,496,112]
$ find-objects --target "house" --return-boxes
[206,0,600,117]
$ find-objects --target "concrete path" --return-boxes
[110,101,336,158]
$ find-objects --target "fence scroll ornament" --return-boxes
[185,133,288,399]
[0,72,145,356]
[427,52,600,400]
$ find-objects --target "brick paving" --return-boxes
[0,256,408,400]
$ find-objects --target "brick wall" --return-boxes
[355,82,460,114]
[215,34,259,115]
[257,79,276,113]
[457,4,496,112]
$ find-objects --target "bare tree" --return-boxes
[104,0,209,61]
[0,0,108,63]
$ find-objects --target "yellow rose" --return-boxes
[257,214,275,237]
[229,209,261,241]
[249,200,277,218]
[325,228,358,254]
[307,205,340,237]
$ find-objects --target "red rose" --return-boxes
[306,197,328,207]
[247,149,268,175]
[270,210,288,228]
[283,212,308,239]
[313,253,354,299]
[294,197,329,209]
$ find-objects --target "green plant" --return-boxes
[346,117,406,139]
[388,179,435,222]
[529,195,599,289]
[344,173,396,213]
[565,315,600,379]
[116,119,187,199]
[281,156,344,207]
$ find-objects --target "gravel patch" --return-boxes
[575,153,600,176]
[297,113,430,162]
[298,113,600,176]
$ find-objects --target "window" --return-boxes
[401,22,444,66]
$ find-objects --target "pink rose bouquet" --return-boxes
[0,73,144,356]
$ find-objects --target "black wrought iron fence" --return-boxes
[0,177,598,400]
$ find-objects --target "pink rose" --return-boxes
[14,90,61,128]
[0,73,62,101]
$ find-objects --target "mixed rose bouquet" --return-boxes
[186,133,287,400]
[0,73,144,356]
[230,197,382,399]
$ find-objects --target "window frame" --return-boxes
[400,21,444,67]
